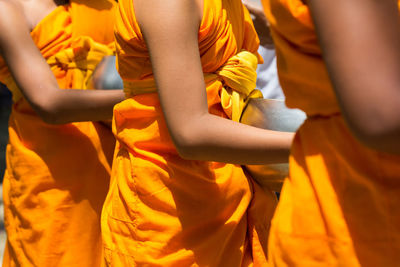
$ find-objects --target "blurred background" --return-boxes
[0,82,11,261]
[0,83,11,181]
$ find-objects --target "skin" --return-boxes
[134,0,293,164]
[304,0,400,154]
[0,0,124,124]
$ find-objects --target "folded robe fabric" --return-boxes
[262,0,400,266]
[0,2,116,266]
[100,0,277,266]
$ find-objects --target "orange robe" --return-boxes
[101,0,276,266]
[0,2,116,266]
[262,0,400,266]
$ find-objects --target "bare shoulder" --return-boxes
[0,0,24,20]
[0,0,28,40]
[134,0,203,30]
[0,0,20,9]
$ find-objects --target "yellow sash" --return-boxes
[123,50,262,121]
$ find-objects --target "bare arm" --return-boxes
[307,0,400,154]
[0,1,124,124]
[135,0,293,165]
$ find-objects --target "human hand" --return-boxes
[242,0,274,48]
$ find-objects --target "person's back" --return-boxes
[0,0,117,265]
[262,0,400,265]
[100,0,293,266]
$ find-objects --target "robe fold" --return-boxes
[101,0,276,266]
[0,1,116,266]
[262,0,400,266]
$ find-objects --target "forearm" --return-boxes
[36,89,125,124]
[172,113,293,165]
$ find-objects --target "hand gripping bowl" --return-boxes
[240,98,306,192]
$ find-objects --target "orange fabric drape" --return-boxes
[0,1,116,266]
[262,0,400,266]
[101,0,276,266]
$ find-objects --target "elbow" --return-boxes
[173,135,199,161]
[170,126,203,160]
[41,114,63,125]
[36,108,62,124]
[347,114,400,152]
[33,101,64,124]
[29,90,73,124]
[167,113,212,160]
[25,90,62,124]
[340,92,400,153]
[175,146,196,160]
[354,129,398,153]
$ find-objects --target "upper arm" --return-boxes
[0,1,60,108]
[307,0,400,139]
[134,0,208,143]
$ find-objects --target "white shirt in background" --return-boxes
[256,45,284,100]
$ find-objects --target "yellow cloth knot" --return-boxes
[122,50,262,121]
[47,37,113,71]
[46,36,114,89]
[217,50,263,121]
[5,37,114,104]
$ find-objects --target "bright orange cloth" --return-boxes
[101,0,276,266]
[0,2,116,266]
[262,0,400,266]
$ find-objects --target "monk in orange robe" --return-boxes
[0,0,124,266]
[101,0,294,266]
[262,0,400,265]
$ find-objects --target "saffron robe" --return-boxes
[262,0,400,266]
[0,1,116,266]
[101,0,276,266]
